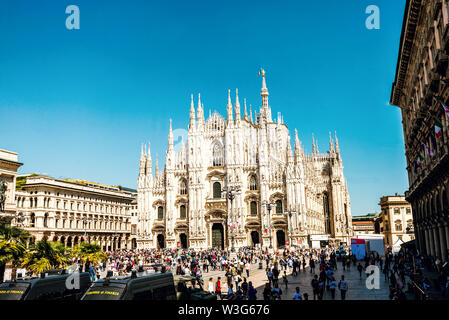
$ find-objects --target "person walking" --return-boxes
[215,277,222,300]
[357,263,363,278]
[271,283,282,300]
[329,276,337,300]
[311,275,320,300]
[263,283,272,301]
[310,258,315,274]
[282,271,288,290]
[208,277,214,293]
[245,261,250,278]
[248,281,257,300]
[292,287,303,300]
[338,275,348,300]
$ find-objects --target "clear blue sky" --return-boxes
[0,0,407,216]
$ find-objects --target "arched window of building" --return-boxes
[275,200,283,214]
[395,220,402,232]
[30,213,35,228]
[179,179,187,195]
[213,182,222,199]
[249,175,257,190]
[43,213,48,228]
[212,143,224,166]
[158,206,164,220]
[250,201,257,216]
[180,205,186,219]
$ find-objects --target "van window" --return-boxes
[153,285,175,300]
[133,290,153,300]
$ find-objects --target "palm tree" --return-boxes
[72,242,107,272]
[0,223,30,282]
[21,239,71,275]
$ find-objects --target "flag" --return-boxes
[435,118,443,138]
[417,154,424,167]
[258,69,265,77]
[422,142,434,157]
[442,102,449,118]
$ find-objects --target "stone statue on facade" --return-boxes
[0,180,7,212]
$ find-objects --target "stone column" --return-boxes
[438,223,447,262]
[445,223,449,260]
[425,228,431,255]
[433,225,441,258]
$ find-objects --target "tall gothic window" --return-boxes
[275,200,283,214]
[250,201,257,216]
[158,206,164,220]
[212,143,224,166]
[213,182,222,199]
[249,175,257,190]
[179,179,187,195]
[180,205,186,219]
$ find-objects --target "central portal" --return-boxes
[211,223,224,249]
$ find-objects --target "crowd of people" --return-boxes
[76,243,449,300]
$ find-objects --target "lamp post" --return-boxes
[262,201,276,249]
[221,186,241,252]
[82,217,89,242]
[284,209,296,248]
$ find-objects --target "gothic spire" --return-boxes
[294,129,302,156]
[312,133,316,155]
[146,141,152,176]
[335,131,340,154]
[329,132,334,153]
[139,143,145,175]
[189,94,195,130]
[244,98,248,120]
[197,93,204,126]
[235,89,241,121]
[168,119,174,151]
[249,104,253,123]
[227,89,233,124]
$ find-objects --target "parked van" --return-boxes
[81,271,177,300]
[0,271,91,300]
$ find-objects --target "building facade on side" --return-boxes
[352,213,378,236]
[376,195,415,249]
[14,174,136,251]
[137,73,353,250]
[390,0,449,261]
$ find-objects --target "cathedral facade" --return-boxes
[137,72,353,250]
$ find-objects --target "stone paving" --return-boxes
[198,261,391,300]
[101,259,391,300]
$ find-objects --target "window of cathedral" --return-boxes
[212,143,224,166]
[180,180,187,195]
[249,175,257,190]
[158,206,164,220]
[250,201,257,216]
[213,182,222,199]
[275,200,283,214]
[180,205,186,219]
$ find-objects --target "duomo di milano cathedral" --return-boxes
[136,71,353,250]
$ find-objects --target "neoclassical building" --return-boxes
[14,174,136,250]
[137,72,353,250]
[0,149,22,224]
[390,0,449,261]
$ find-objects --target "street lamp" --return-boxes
[221,186,241,252]
[82,217,89,241]
[284,209,296,248]
[262,201,276,249]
